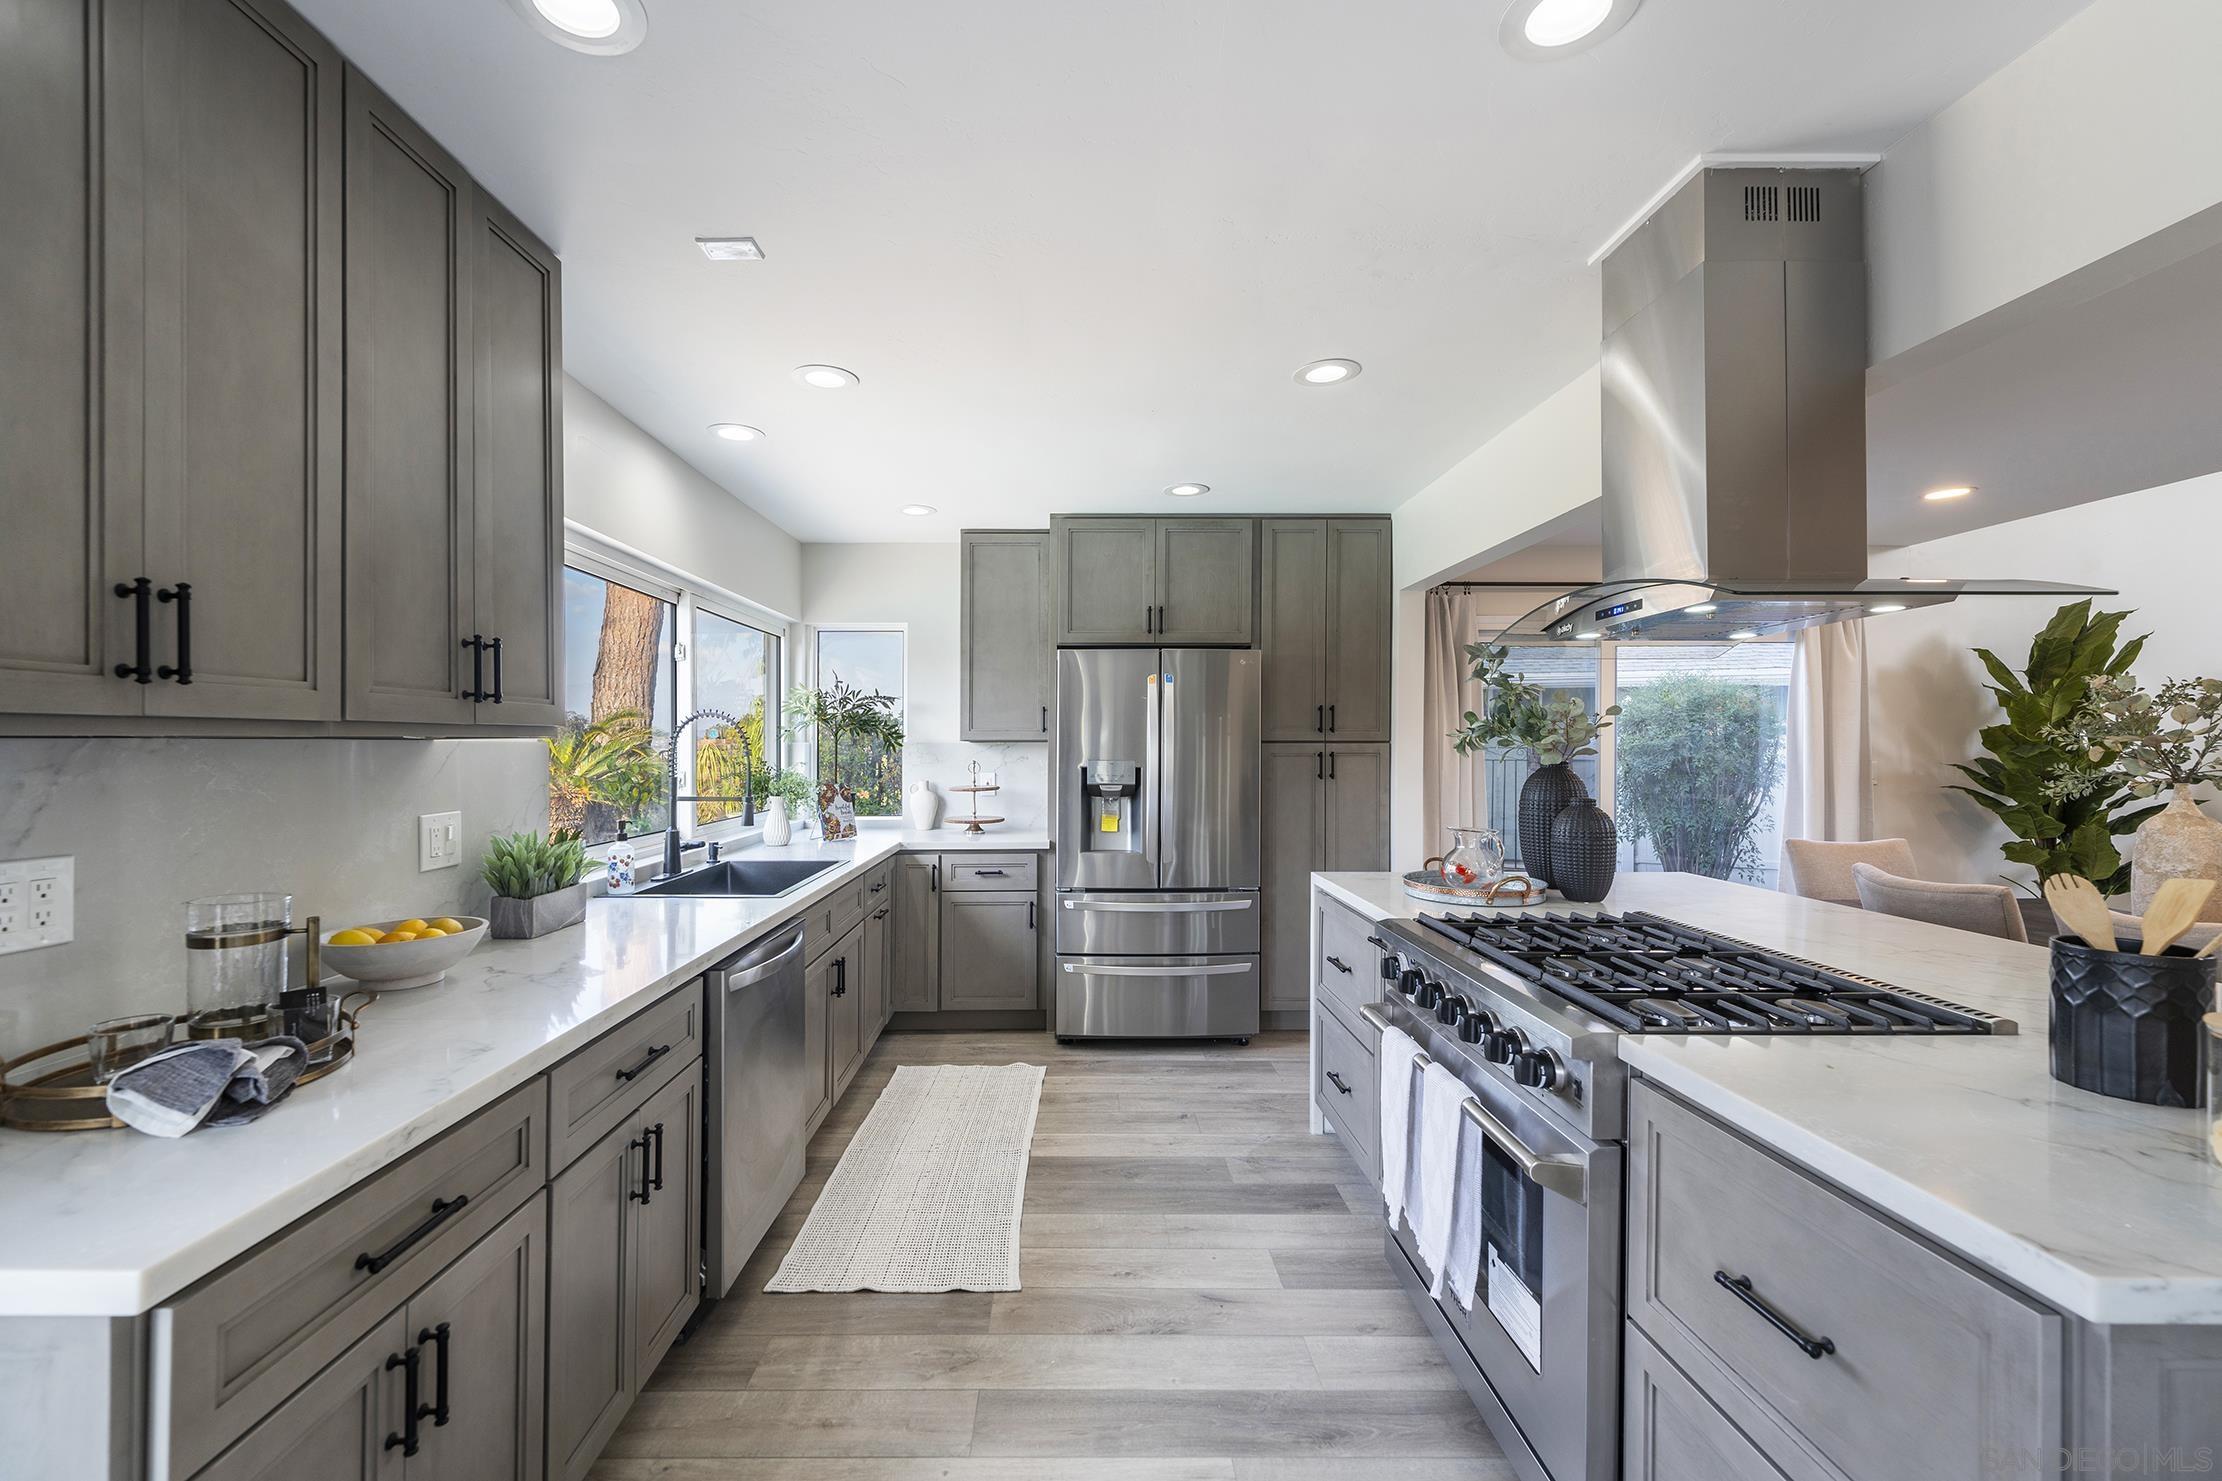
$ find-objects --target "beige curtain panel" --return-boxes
[1780,620,1873,886]
[1422,587,1508,862]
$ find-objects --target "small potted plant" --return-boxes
[2072,673,2222,918]
[1452,643,1618,887]
[482,828,591,939]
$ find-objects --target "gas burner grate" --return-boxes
[1417,910,2006,1036]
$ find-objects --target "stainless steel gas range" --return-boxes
[1367,910,2014,1481]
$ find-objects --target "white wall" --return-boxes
[564,377,804,618]
[1867,0,2222,361]
[799,543,1048,832]
[1867,470,2222,889]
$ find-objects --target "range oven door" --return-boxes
[1385,1026,1622,1481]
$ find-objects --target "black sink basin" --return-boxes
[629,858,843,898]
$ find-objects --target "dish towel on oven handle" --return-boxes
[1376,1024,1424,1229]
[1413,1057,1469,1294]
[1439,1103,1487,1310]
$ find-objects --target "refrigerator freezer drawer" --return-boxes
[1054,955,1261,1039]
[1055,891,1261,956]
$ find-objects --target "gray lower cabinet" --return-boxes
[892,853,942,1012]
[1312,1002,1379,1185]
[939,891,1039,1010]
[1261,518,1391,743]
[960,531,1052,740]
[546,1057,703,1481]
[1261,746,1387,1011]
[825,920,866,1104]
[862,899,892,1038]
[1623,1324,1787,1481]
[802,939,838,1132]
[195,1309,407,1481]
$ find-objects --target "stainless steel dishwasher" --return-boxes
[702,919,808,1299]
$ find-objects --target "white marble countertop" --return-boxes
[0,830,1047,1318]
[1314,870,2222,1326]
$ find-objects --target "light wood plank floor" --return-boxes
[592,1030,1510,1479]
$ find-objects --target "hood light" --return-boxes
[1868,603,1907,614]
[1686,602,1718,614]
[1728,630,1760,641]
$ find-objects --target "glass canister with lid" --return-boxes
[183,892,293,1039]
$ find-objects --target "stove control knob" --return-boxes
[1436,992,1465,1027]
[1377,952,1399,983]
[1485,1027,1526,1065]
[1461,1008,1496,1045]
[1396,965,1425,999]
[1514,1048,1563,1091]
[1421,978,1449,1011]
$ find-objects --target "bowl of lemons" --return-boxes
[320,915,489,991]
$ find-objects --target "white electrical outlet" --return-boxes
[0,857,73,955]
[420,811,463,871]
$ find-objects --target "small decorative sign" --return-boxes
[818,783,858,840]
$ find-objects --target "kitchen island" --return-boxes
[1311,869,2222,1473]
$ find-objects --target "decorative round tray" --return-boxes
[1400,870,1550,908]
[956,814,1006,835]
[0,993,370,1133]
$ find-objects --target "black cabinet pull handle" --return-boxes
[1326,1070,1352,1095]
[113,578,153,683]
[1326,955,1351,975]
[1317,703,1324,733]
[1714,1271,1835,1360]
[1144,604,1153,635]
[1042,704,1048,733]
[1027,898,1037,930]
[416,1322,451,1428]
[649,1121,666,1191]
[931,863,940,892]
[975,868,1007,876]
[488,635,504,704]
[1327,703,1335,733]
[1365,935,1389,951]
[628,1132,653,1204]
[1329,752,1338,781]
[462,635,485,701]
[356,1194,469,1275]
[832,958,846,997]
[615,1043,671,1083]
[384,1344,422,1455]
[156,582,193,683]
[1157,604,1165,633]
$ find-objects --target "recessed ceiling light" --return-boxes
[1165,483,1210,498]
[1295,359,1362,386]
[708,423,763,442]
[1500,0,1640,59]
[1868,603,1907,614]
[793,364,859,390]
[900,504,937,517]
[1923,485,1976,502]
[502,0,647,54]
[1686,602,1718,614]
[695,237,762,262]
[1728,630,1760,641]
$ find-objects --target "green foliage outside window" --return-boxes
[1614,675,1785,883]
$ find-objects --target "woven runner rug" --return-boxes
[765,1062,1046,1293]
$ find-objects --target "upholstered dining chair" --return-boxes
[1851,863,2030,943]
[1783,838,1918,908]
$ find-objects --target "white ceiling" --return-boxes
[291,0,2087,542]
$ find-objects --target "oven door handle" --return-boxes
[1461,1097,1586,1205]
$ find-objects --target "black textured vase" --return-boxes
[1548,799,1618,904]
[1516,761,1588,886]
[2048,934,2215,1106]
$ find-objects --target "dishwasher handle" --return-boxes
[715,922,807,991]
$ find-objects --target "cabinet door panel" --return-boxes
[341,69,474,725]
[142,0,343,720]
[867,901,893,1035]
[1323,519,1392,742]
[1055,518,1157,644]
[196,1311,406,1481]
[939,892,1038,1011]
[892,854,941,1012]
[405,1193,546,1481]
[1624,1325,1790,1481]
[1259,520,1326,740]
[1259,745,1326,1012]
[471,195,564,727]
[1156,519,1255,645]
[0,0,143,715]
[631,1064,700,1386]
[802,949,833,1131]
[1323,747,1390,872]
[828,923,863,1100]
[961,531,1051,740]
[546,1122,632,1481]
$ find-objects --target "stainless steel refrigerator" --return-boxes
[1053,648,1261,1040]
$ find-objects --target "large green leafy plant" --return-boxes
[482,829,588,900]
[1951,600,2153,893]
[1614,676,1784,882]
[1452,643,1619,766]
[545,711,661,836]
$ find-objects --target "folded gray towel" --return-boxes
[107,1036,310,1137]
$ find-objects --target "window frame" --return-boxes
[809,623,908,819]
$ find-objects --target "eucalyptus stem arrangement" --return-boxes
[1451,642,1619,764]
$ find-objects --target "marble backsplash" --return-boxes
[903,740,1050,832]
[0,737,549,1054]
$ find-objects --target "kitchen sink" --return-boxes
[627,858,843,898]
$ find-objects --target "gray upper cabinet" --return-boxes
[1260,518,1390,742]
[342,69,476,727]
[939,891,1039,1011]
[0,0,143,717]
[960,530,1051,741]
[1155,518,1256,645]
[145,0,347,723]
[1054,518,1158,644]
[1052,516,1257,646]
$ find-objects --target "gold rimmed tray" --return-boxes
[1,992,371,1133]
[1399,870,1550,908]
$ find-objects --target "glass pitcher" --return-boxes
[1427,828,1506,888]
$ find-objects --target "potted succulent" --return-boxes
[1453,643,1619,887]
[482,828,591,939]
[2070,673,2222,920]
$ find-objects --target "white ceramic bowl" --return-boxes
[320,917,488,990]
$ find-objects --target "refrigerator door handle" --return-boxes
[1145,663,1165,883]
[1060,897,1254,914]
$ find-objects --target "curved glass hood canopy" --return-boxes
[1499,577,2113,644]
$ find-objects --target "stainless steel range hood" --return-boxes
[1500,168,2105,643]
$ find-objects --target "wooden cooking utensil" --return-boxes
[2191,929,2222,960]
[2139,876,2217,957]
[2043,875,2117,952]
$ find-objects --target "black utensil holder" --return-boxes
[2048,934,2215,1107]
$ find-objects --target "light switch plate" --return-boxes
[0,856,73,955]
[420,811,463,872]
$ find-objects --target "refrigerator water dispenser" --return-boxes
[1080,758,1142,853]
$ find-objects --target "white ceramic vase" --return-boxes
[2130,791,2222,922]
[905,780,940,831]
[762,797,792,847]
